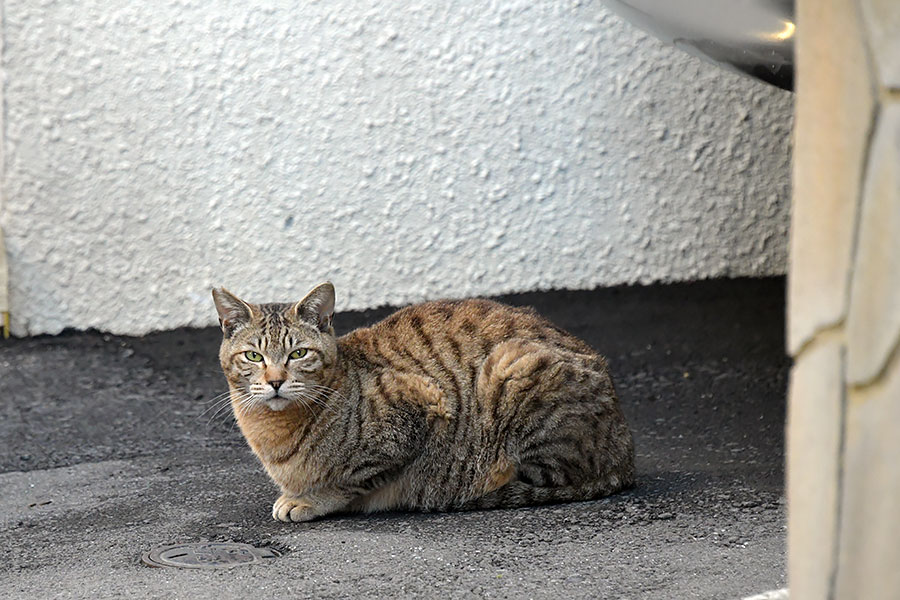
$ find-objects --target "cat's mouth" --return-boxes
[265,396,292,411]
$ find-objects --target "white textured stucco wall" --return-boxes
[0,0,793,336]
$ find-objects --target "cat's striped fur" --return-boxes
[213,282,634,522]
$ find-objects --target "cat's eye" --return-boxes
[289,348,308,360]
[244,351,264,362]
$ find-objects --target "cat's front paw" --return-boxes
[272,494,316,523]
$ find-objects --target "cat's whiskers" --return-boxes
[291,395,315,413]
[206,404,235,427]
[278,384,335,416]
[198,399,228,420]
[199,393,245,418]
[296,384,343,411]
[307,383,347,398]
[294,391,332,413]
[202,390,253,426]
[203,389,240,405]
[303,383,348,405]
[199,391,246,417]
[208,393,249,416]
[238,393,262,409]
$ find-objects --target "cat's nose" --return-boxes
[268,380,284,391]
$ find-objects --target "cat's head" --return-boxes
[211,282,338,412]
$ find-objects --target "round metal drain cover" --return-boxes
[142,542,280,569]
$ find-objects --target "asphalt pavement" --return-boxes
[0,277,789,599]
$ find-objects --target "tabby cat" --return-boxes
[212,282,634,522]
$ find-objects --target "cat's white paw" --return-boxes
[272,494,316,522]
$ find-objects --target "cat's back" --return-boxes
[339,298,595,369]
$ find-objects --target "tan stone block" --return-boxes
[847,104,900,385]
[789,0,877,354]
[835,357,900,599]
[787,338,844,600]
[860,0,900,89]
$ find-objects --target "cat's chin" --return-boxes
[265,397,292,411]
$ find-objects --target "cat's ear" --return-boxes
[211,288,256,336]
[293,282,335,333]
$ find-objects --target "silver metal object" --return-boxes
[142,541,280,569]
[600,0,794,90]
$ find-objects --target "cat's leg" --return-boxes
[272,487,357,522]
[474,339,634,508]
[274,377,435,522]
[273,494,316,522]
[470,338,557,499]
[513,367,634,499]
[480,455,517,495]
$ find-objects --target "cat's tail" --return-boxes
[456,476,633,511]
